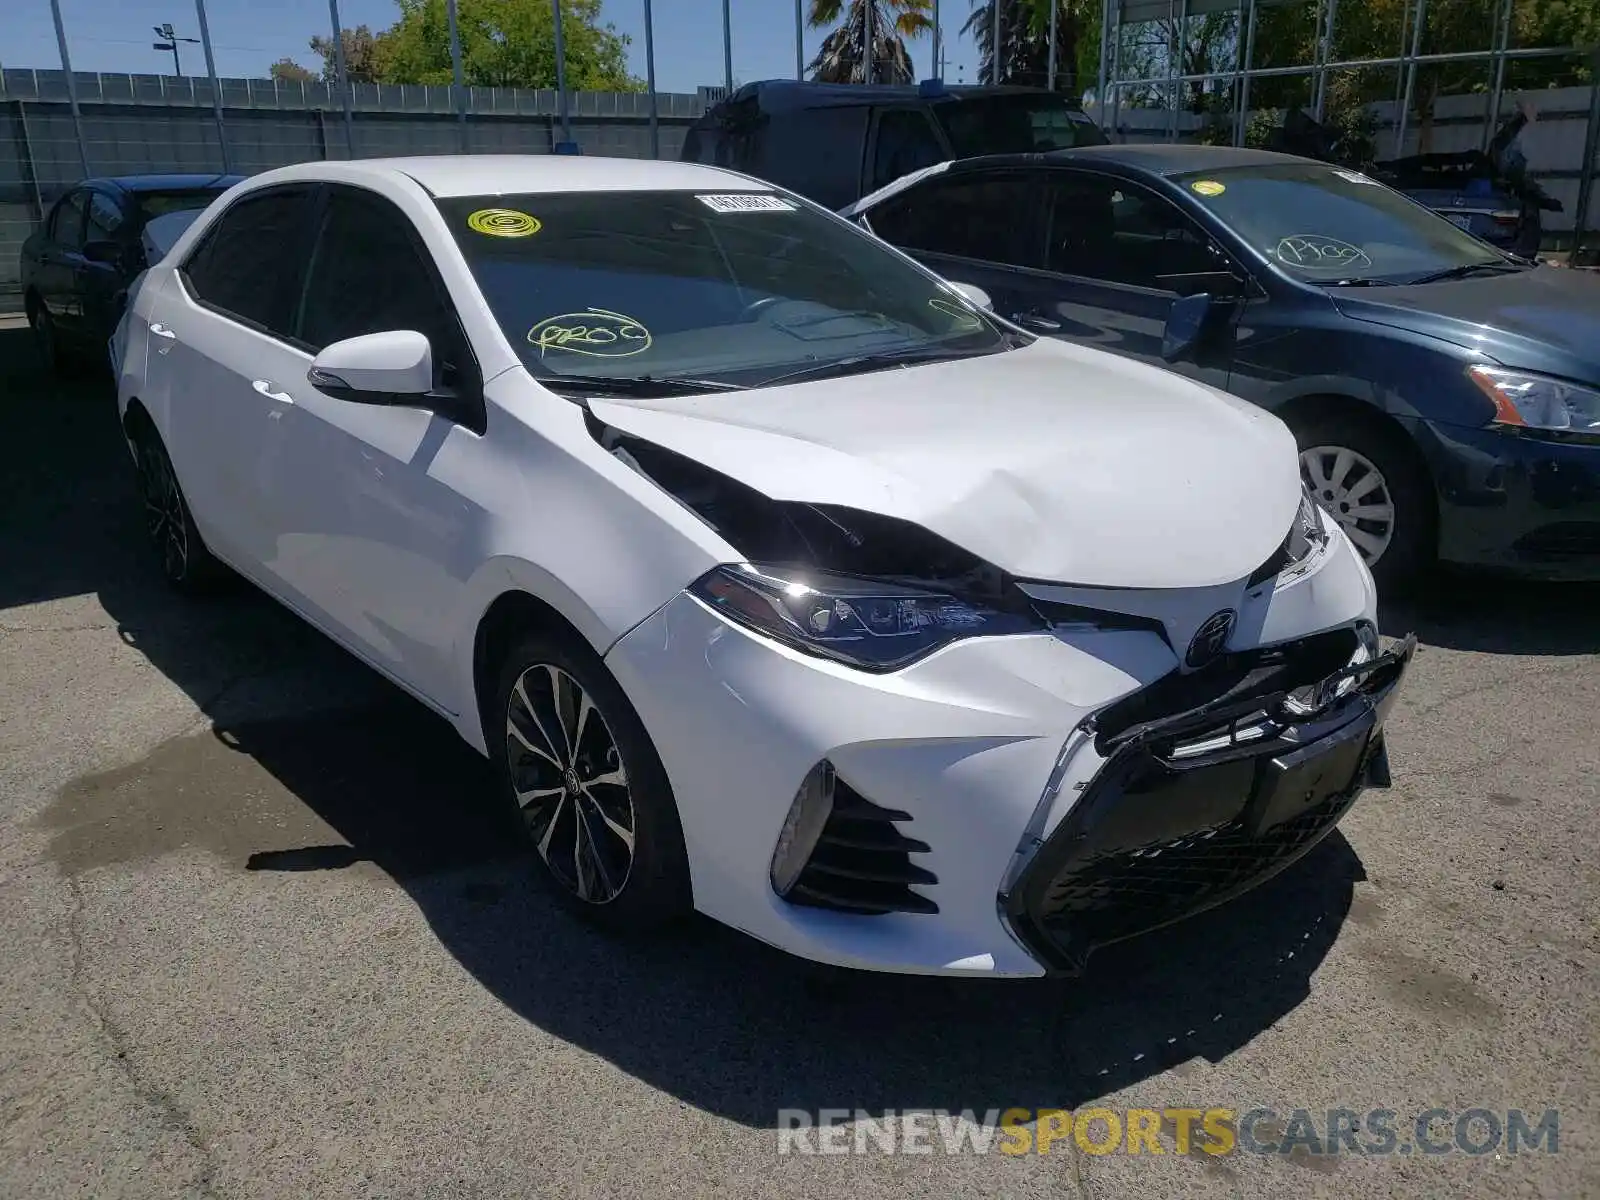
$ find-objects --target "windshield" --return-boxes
[935,94,1106,156]
[135,189,228,222]
[438,190,1011,387]
[1173,162,1515,284]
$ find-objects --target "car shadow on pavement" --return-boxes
[215,697,1367,1128]
[1380,571,1600,656]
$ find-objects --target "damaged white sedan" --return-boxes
[113,155,1413,976]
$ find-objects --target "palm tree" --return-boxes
[807,0,934,85]
[964,0,1086,91]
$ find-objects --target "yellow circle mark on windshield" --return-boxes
[1190,180,1226,197]
[467,208,542,237]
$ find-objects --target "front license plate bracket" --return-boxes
[1243,710,1376,837]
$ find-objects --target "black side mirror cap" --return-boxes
[1156,269,1248,299]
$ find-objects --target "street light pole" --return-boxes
[151,22,199,77]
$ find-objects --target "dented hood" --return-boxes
[589,338,1302,589]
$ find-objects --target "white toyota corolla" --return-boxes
[113,154,1413,977]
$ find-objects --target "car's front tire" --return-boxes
[130,423,225,591]
[490,630,692,932]
[1293,413,1435,593]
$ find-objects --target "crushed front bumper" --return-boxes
[1001,633,1415,974]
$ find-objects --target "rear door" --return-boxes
[150,185,318,569]
[856,167,1049,321]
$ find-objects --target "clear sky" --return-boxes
[5,0,996,97]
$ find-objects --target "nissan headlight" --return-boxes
[690,564,1044,671]
[1468,365,1600,435]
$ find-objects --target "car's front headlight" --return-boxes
[1468,365,1600,434]
[1283,484,1330,567]
[690,563,1044,671]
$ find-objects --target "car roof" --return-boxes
[720,79,1086,113]
[87,173,244,194]
[953,143,1312,176]
[243,154,762,198]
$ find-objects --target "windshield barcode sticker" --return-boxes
[696,193,797,213]
[1333,169,1377,185]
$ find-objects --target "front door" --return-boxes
[1028,170,1241,391]
[260,185,484,709]
[36,190,88,335]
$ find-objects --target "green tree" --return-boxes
[268,58,316,83]
[963,0,1098,93]
[310,26,385,84]
[807,0,933,84]
[374,0,639,90]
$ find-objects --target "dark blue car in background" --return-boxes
[845,144,1600,587]
[20,173,242,372]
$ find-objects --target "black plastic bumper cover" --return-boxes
[1002,633,1416,975]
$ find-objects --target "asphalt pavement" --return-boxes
[1,325,1595,1198]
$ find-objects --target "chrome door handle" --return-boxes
[149,322,177,339]
[252,379,295,404]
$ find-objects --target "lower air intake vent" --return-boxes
[787,778,938,916]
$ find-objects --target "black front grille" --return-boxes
[787,780,939,916]
[1004,633,1411,974]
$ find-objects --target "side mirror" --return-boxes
[1162,293,1213,362]
[308,330,433,404]
[946,281,993,311]
[1155,269,1247,299]
[82,239,122,266]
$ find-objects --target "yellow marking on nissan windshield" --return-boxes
[527,308,652,358]
[467,208,542,237]
[1190,180,1226,197]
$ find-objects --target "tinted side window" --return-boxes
[87,192,127,242]
[51,192,87,249]
[182,188,312,336]
[297,189,470,390]
[869,109,946,192]
[1043,175,1218,288]
[760,106,870,208]
[868,173,1043,268]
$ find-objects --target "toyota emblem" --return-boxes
[1185,609,1237,669]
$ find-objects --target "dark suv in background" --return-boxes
[681,80,1106,211]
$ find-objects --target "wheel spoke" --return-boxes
[1328,448,1355,492]
[543,665,576,761]
[1301,453,1333,493]
[511,676,566,769]
[1344,503,1392,522]
[569,691,596,762]
[536,792,569,857]
[575,803,619,899]
[1345,472,1386,503]
[585,791,635,853]
[1344,525,1388,561]
[514,783,566,810]
[582,765,628,790]
[506,716,563,770]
